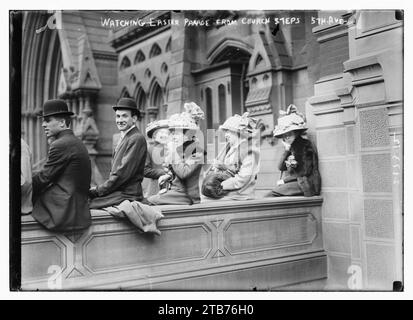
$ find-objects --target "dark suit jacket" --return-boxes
[90,126,147,209]
[32,129,91,231]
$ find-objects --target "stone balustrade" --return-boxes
[21,196,326,290]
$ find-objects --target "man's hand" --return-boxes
[158,174,171,186]
[88,187,99,199]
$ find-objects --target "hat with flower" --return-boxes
[219,112,260,135]
[168,102,205,131]
[146,119,169,138]
[272,104,307,138]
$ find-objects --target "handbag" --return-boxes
[201,171,233,199]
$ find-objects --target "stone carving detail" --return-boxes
[246,104,272,115]
[66,268,84,279]
[212,249,226,258]
[77,105,99,154]
[211,219,224,229]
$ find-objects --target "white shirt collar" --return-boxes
[120,125,135,139]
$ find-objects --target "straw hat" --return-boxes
[219,112,260,135]
[146,119,169,138]
[168,102,205,131]
[272,104,307,138]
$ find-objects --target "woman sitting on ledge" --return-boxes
[147,102,205,205]
[267,104,321,197]
[202,112,261,201]
[143,119,172,199]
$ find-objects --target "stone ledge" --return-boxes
[21,196,326,290]
[22,196,324,225]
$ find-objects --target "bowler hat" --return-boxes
[113,98,140,117]
[39,99,74,117]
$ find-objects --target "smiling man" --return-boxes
[88,98,147,209]
[32,99,92,231]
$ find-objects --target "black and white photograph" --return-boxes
[8,5,407,296]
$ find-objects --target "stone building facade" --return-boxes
[19,10,403,290]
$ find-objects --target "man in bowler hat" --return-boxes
[88,98,147,208]
[32,99,92,231]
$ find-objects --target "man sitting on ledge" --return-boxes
[32,99,91,232]
[88,98,162,235]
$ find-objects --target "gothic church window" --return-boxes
[165,37,171,52]
[218,84,227,125]
[205,87,213,129]
[120,56,131,70]
[149,43,162,58]
[120,87,131,98]
[134,50,145,64]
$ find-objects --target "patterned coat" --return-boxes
[32,129,91,231]
[90,126,147,209]
[217,138,261,200]
[148,140,204,205]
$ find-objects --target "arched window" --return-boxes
[149,43,162,58]
[136,87,146,111]
[120,87,130,98]
[134,50,145,64]
[135,86,146,128]
[165,37,171,52]
[151,82,164,108]
[205,87,213,129]
[218,84,227,125]
[120,56,131,70]
[161,62,168,74]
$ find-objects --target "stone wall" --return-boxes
[309,10,403,290]
[21,197,326,290]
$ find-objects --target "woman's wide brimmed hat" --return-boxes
[168,102,205,131]
[146,119,169,138]
[38,99,74,117]
[273,104,307,138]
[219,112,260,135]
[113,97,141,118]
